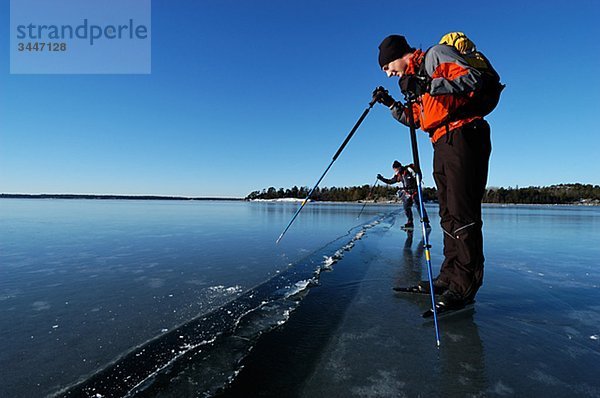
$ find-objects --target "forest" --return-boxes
[246,184,600,205]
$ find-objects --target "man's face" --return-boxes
[382,56,409,78]
[393,167,401,175]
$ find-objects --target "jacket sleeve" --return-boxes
[379,175,398,185]
[390,102,421,129]
[424,44,482,96]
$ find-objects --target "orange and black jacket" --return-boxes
[391,45,483,143]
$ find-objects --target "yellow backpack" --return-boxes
[438,32,505,117]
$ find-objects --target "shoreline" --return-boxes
[1,194,598,206]
[0,194,243,201]
[253,199,600,207]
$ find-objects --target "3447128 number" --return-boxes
[17,42,67,52]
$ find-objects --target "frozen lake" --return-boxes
[1,200,598,397]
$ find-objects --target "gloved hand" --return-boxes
[399,74,431,98]
[376,173,384,180]
[372,86,396,108]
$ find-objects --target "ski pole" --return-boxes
[276,98,377,244]
[357,178,379,219]
[404,95,441,347]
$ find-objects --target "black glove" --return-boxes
[372,86,396,108]
[399,74,431,98]
[376,173,384,181]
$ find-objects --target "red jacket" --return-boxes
[392,45,483,143]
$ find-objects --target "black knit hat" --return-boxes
[378,35,415,68]
[392,160,402,169]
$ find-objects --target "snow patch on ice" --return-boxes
[322,249,344,270]
[251,198,309,203]
[284,280,312,298]
[365,220,380,228]
[320,220,376,271]
[277,309,292,326]
[208,285,243,295]
[322,256,336,270]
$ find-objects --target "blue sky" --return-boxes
[1,0,599,197]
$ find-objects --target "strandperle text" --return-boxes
[15,19,149,46]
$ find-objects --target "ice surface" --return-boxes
[5,201,599,397]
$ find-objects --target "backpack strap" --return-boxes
[417,48,431,78]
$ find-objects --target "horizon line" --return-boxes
[0,193,244,201]
[2,182,599,200]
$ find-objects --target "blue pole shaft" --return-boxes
[404,97,441,347]
[415,173,441,347]
[276,100,376,244]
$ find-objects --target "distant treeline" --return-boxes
[247,186,438,202]
[482,184,600,204]
[247,184,600,205]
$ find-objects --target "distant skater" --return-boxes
[372,33,498,311]
[377,160,430,230]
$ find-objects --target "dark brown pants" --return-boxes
[433,119,491,300]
